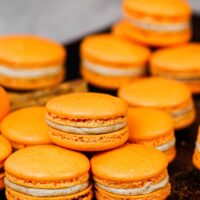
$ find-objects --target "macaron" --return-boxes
[0,35,66,90]
[80,34,150,89]
[0,135,12,190]
[0,87,9,122]
[118,77,195,130]
[113,0,192,47]
[4,145,92,199]
[151,43,200,94]
[1,107,51,150]
[128,107,176,163]
[91,144,170,199]
[193,127,200,170]
[46,92,129,151]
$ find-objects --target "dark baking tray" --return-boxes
[1,15,200,200]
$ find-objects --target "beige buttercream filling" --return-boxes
[156,138,175,152]
[4,178,89,197]
[196,142,200,152]
[125,15,190,32]
[82,60,146,77]
[0,64,62,78]
[170,104,194,118]
[46,118,126,135]
[95,176,169,196]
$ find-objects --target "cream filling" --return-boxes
[196,142,200,152]
[170,104,194,118]
[82,60,146,77]
[4,178,89,197]
[95,176,169,196]
[125,15,190,32]
[156,138,175,152]
[0,64,62,78]
[46,118,126,135]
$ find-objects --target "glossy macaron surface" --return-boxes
[0,135,12,163]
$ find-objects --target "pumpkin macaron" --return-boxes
[91,144,171,200]
[0,35,66,90]
[113,0,192,47]
[0,135,12,190]
[128,107,176,163]
[0,87,9,122]
[46,92,129,151]
[150,43,200,94]
[4,145,92,200]
[80,34,150,90]
[119,77,195,130]
[1,107,51,150]
[193,127,200,170]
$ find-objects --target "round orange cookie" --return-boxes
[0,35,66,90]
[193,127,200,170]
[4,145,92,199]
[118,77,195,130]
[91,144,170,200]
[128,107,176,163]
[0,86,9,122]
[1,107,51,150]
[112,0,192,47]
[46,92,129,151]
[80,34,150,89]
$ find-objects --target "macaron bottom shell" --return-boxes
[95,183,171,200]
[48,126,129,152]
[164,146,176,163]
[193,150,200,170]
[113,21,191,47]
[5,184,93,200]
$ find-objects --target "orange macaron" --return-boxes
[151,43,200,94]
[1,107,51,150]
[0,87,9,122]
[0,35,66,90]
[113,0,192,47]
[46,92,129,151]
[91,144,170,199]
[0,135,12,190]
[119,77,195,130]
[80,34,150,89]
[193,127,200,170]
[128,107,176,163]
[4,145,92,199]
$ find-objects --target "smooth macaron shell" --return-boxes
[1,107,51,150]
[80,34,150,89]
[0,87,9,122]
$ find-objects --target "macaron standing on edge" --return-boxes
[118,77,195,130]
[0,135,12,190]
[46,92,129,151]
[4,145,93,199]
[1,107,51,150]
[91,144,171,199]
[0,87,9,122]
[193,127,200,170]
[128,107,176,163]
[0,35,66,90]
[81,34,150,90]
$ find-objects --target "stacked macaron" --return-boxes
[0,87,9,122]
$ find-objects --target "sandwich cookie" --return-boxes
[0,87,9,122]
[0,35,66,90]
[46,92,129,151]
[151,43,200,94]
[193,128,200,170]
[4,145,92,200]
[119,77,195,130]
[91,144,171,200]
[113,0,192,47]
[128,107,176,163]
[0,135,12,190]
[80,34,150,89]
[1,107,51,150]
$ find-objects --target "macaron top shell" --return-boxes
[46,92,128,119]
[0,35,66,67]
[151,43,200,72]
[91,144,167,182]
[81,34,150,66]
[124,0,191,19]
[1,107,51,145]
[5,145,90,181]
[0,87,9,122]
[118,77,191,108]
[128,108,173,141]
[0,135,12,162]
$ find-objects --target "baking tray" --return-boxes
[1,14,200,200]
